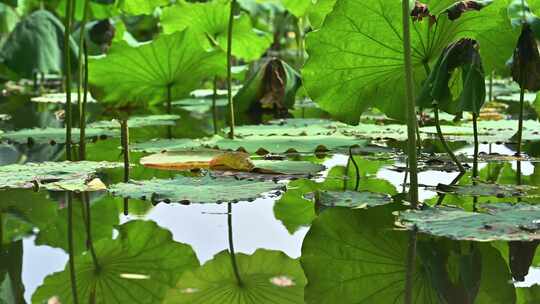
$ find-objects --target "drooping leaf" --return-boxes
[303,0,511,123]
[511,23,540,91]
[301,206,516,303]
[418,38,486,114]
[0,127,118,145]
[163,249,306,304]
[0,161,121,192]
[109,175,284,204]
[89,30,225,106]
[399,203,540,241]
[89,115,181,129]
[31,92,97,104]
[0,10,78,79]
[161,0,271,61]
[233,58,301,114]
[32,220,200,304]
[306,190,392,208]
[444,0,493,21]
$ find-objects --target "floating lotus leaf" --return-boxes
[161,0,271,61]
[496,92,537,103]
[0,10,78,79]
[172,98,228,114]
[163,249,305,304]
[130,138,206,153]
[30,92,96,104]
[0,127,118,145]
[305,190,392,209]
[0,161,121,192]
[89,29,225,106]
[340,123,408,141]
[132,135,365,155]
[436,183,540,198]
[89,114,181,129]
[233,118,345,137]
[398,203,540,241]
[32,220,199,304]
[109,175,283,204]
[140,151,325,175]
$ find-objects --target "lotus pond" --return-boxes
[2,0,540,303]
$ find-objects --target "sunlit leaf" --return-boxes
[0,127,118,145]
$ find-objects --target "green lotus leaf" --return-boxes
[251,160,325,175]
[32,220,199,304]
[172,98,228,114]
[163,249,306,304]
[399,203,540,241]
[109,175,283,204]
[233,118,346,137]
[436,182,540,198]
[517,285,540,303]
[0,161,121,192]
[35,195,119,255]
[303,0,513,123]
[302,206,516,303]
[131,135,366,155]
[306,190,392,208]
[340,123,408,140]
[161,0,271,61]
[0,10,78,79]
[273,178,319,234]
[56,0,116,21]
[0,127,118,145]
[0,190,56,245]
[31,92,97,104]
[117,0,168,15]
[89,29,225,106]
[89,114,181,129]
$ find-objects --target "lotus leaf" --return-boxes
[109,175,283,204]
[436,183,540,198]
[89,29,225,106]
[0,127,118,145]
[172,98,228,114]
[399,203,540,241]
[89,115,181,129]
[233,118,344,137]
[130,138,206,153]
[0,10,78,79]
[31,92,96,104]
[302,206,516,303]
[306,190,392,208]
[140,150,325,175]
[163,249,305,304]
[161,0,271,61]
[303,0,513,123]
[32,220,199,304]
[117,0,168,15]
[0,161,121,192]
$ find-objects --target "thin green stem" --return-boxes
[64,0,74,161]
[436,171,466,205]
[348,146,360,191]
[488,71,494,102]
[67,194,79,304]
[77,0,90,160]
[227,203,243,287]
[472,113,479,179]
[0,212,3,250]
[404,227,417,304]
[121,120,130,215]
[212,76,219,135]
[167,84,173,139]
[82,193,100,271]
[434,103,465,173]
[402,0,419,208]
[517,85,525,157]
[227,0,236,139]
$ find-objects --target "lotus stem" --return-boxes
[64,0,74,161]
[212,76,219,135]
[472,112,479,179]
[167,84,173,139]
[297,17,305,66]
[488,71,494,101]
[404,227,417,304]
[67,193,79,304]
[434,103,465,173]
[82,193,100,272]
[227,0,236,139]
[121,119,130,215]
[402,0,419,208]
[436,171,465,205]
[77,0,90,160]
[227,203,243,287]
[347,146,360,191]
[0,212,3,250]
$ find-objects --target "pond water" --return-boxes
[1,93,540,304]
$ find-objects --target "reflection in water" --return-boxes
[227,202,243,287]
